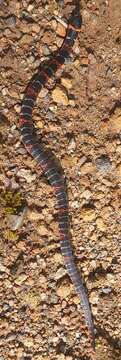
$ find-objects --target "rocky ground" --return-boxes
[0,1,121,359]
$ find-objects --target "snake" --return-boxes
[19,4,95,358]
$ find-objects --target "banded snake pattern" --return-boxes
[19,3,95,359]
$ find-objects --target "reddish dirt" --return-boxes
[0,1,121,360]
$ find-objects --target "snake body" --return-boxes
[19,5,95,355]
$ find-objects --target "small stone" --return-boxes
[23,291,40,308]
[90,291,99,305]
[56,23,66,37]
[57,284,71,298]
[27,4,34,12]
[81,208,95,222]
[74,59,80,68]
[23,337,34,348]
[51,19,57,32]
[15,274,27,285]
[69,99,75,107]
[68,137,76,152]
[6,15,16,28]
[37,224,48,236]
[53,253,63,264]
[109,109,121,133]
[27,210,42,221]
[20,23,31,33]
[50,293,58,304]
[95,154,112,173]
[52,86,69,106]
[4,279,12,289]
[49,104,57,113]
[38,87,48,98]
[32,24,40,33]
[0,263,6,272]
[96,217,106,231]
[8,207,27,231]
[80,161,94,175]
[2,88,8,96]
[57,355,65,360]
[54,267,67,280]
[81,189,92,200]
[106,273,115,284]
[116,163,121,178]
[17,169,36,183]
[19,34,33,46]
[39,275,47,289]
[80,57,88,66]
[61,77,73,89]
[102,286,112,294]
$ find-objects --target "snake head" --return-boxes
[69,6,82,31]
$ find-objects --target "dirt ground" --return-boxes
[0,1,121,359]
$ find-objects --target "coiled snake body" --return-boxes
[19,5,95,357]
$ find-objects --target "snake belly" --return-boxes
[19,5,95,355]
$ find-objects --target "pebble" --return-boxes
[61,77,73,90]
[2,88,8,96]
[20,23,32,34]
[80,161,94,175]
[81,208,95,222]
[23,291,40,309]
[54,267,67,280]
[38,87,48,98]
[14,274,27,285]
[6,15,16,28]
[7,207,27,231]
[6,332,16,341]
[51,19,57,32]
[56,355,65,360]
[0,263,6,272]
[68,137,76,152]
[27,210,43,221]
[50,293,58,304]
[53,253,63,264]
[106,273,115,284]
[90,291,99,305]
[27,4,34,12]
[32,24,40,33]
[80,56,88,66]
[3,303,10,311]
[109,109,121,133]
[56,23,66,37]
[52,86,69,106]
[69,99,76,107]
[116,163,121,178]
[81,189,92,200]
[101,286,112,295]
[95,154,112,173]
[37,224,48,236]
[17,169,36,183]
[57,284,71,298]
[23,337,34,348]
[19,34,33,46]
[4,279,12,289]
[38,275,47,289]
[96,217,106,231]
